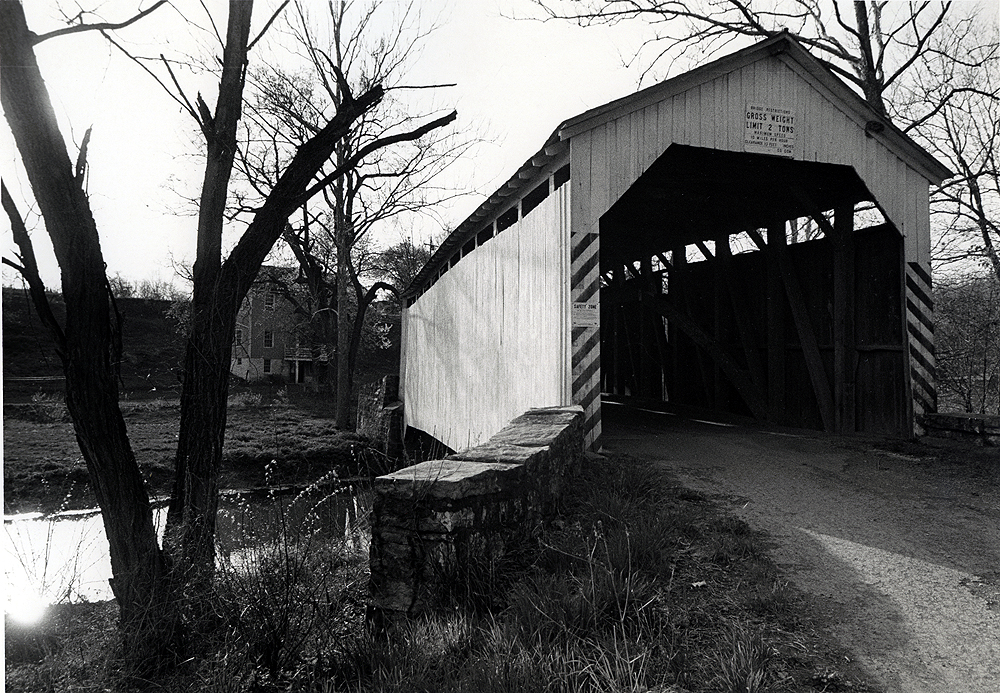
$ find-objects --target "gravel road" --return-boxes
[602,402,1000,693]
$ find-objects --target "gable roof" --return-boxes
[560,31,950,182]
[406,32,952,297]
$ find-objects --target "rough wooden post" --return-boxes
[833,204,856,433]
[357,374,404,461]
[767,222,786,423]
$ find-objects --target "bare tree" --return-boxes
[380,235,434,298]
[935,274,1000,414]
[136,0,456,569]
[236,0,467,427]
[531,0,960,116]
[1,0,179,667]
[892,14,1000,285]
[2,0,455,662]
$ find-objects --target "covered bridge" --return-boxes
[400,32,951,451]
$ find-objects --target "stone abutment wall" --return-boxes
[369,405,584,619]
[920,412,1000,447]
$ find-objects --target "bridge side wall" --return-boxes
[401,186,571,452]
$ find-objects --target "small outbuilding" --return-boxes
[400,32,951,451]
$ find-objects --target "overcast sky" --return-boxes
[2,0,997,290]
[2,0,656,289]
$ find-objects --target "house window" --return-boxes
[236,357,242,365]
[265,291,275,307]
[235,328,243,346]
[263,330,274,348]
[263,358,271,374]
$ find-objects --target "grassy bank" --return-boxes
[3,388,377,515]
[6,453,876,692]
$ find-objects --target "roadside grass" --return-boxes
[3,389,375,515]
[6,452,876,692]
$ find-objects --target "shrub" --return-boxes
[227,390,263,408]
[27,392,70,423]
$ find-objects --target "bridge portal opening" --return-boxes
[598,144,908,436]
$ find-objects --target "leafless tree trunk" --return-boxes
[164,0,454,566]
[0,0,179,666]
[236,0,465,429]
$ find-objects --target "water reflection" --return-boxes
[4,506,168,619]
[3,486,368,619]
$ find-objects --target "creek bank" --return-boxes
[3,400,374,515]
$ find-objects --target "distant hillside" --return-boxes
[3,287,185,401]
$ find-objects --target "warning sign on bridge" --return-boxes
[744,103,796,157]
[572,302,599,328]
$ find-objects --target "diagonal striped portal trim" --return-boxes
[572,230,601,449]
[906,261,935,432]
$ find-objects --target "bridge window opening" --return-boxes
[477,224,494,245]
[462,238,476,257]
[730,231,759,254]
[521,180,550,218]
[497,207,518,233]
[787,214,831,244]
[687,241,714,263]
[553,164,570,190]
[854,202,886,229]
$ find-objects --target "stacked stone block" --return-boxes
[357,374,404,461]
[920,412,1000,447]
[369,405,583,619]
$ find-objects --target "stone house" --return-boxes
[230,266,328,384]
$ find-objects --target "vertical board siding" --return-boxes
[578,56,932,288]
[562,52,935,440]
[402,186,570,452]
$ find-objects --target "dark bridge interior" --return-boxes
[598,144,908,436]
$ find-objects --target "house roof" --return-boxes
[406,32,952,298]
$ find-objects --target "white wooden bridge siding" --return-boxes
[570,55,932,262]
[569,51,936,436]
[402,186,571,452]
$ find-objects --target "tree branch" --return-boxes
[75,126,92,187]
[1,181,66,352]
[297,110,457,207]
[161,54,205,129]
[32,0,168,44]
[248,0,290,51]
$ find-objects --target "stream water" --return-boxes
[3,488,367,623]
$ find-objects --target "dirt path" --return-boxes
[602,403,1000,693]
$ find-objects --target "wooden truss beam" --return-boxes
[643,291,767,419]
[716,232,767,397]
[749,227,835,432]
[766,222,786,422]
